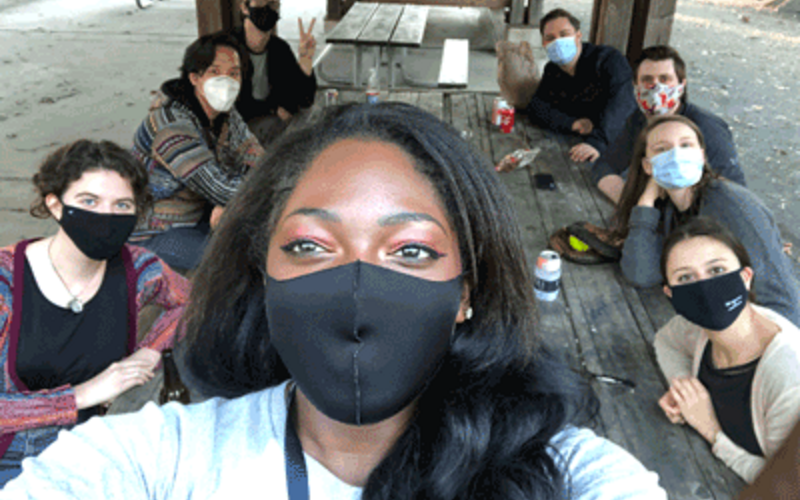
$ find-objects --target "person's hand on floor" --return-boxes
[569,143,599,163]
[658,390,685,424]
[572,118,594,135]
[670,377,722,444]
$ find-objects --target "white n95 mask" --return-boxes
[203,76,241,112]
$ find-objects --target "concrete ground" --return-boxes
[0,0,797,254]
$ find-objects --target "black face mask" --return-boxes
[58,204,137,261]
[265,261,463,426]
[247,3,280,33]
[669,270,748,331]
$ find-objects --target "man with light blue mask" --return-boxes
[524,8,637,164]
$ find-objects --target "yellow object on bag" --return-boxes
[569,236,590,252]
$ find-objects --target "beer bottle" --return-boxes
[159,349,191,405]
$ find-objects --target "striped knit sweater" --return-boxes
[131,79,265,239]
[0,241,190,456]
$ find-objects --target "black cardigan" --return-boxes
[232,28,317,121]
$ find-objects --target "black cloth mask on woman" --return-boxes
[669,270,748,331]
[58,204,137,261]
[265,260,463,426]
[247,3,280,33]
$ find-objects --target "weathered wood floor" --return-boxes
[313,89,747,499]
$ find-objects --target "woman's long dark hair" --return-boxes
[613,114,719,238]
[184,102,596,499]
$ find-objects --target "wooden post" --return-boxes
[589,0,676,64]
[327,0,357,21]
[195,0,234,36]
[639,0,677,49]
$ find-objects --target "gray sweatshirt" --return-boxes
[620,179,800,326]
[0,381,667,499]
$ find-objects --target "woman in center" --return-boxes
[2,104,665,499]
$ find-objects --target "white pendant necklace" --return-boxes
[47,240,102,314]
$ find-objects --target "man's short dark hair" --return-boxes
[633,46,687,84]
[180,31,248,82]
[539,8,581,36]
[632,45,688,100]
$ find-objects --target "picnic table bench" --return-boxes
[114,88,748,500]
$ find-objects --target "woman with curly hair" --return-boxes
[2,105,665,499]
[0,140,190,486]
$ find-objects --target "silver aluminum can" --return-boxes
[326,89,339,106]
[534,250,562,301]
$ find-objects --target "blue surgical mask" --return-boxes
[546,36,578,66]
[648,147,705,190]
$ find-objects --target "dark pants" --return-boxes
[248,114,289,149]
[135,222,210,272]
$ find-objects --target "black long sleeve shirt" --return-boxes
[525,42,637,154]
[232,29,317,122]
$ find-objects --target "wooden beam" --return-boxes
[195,0,234,36]
[626,0,652,66]
[589,0,677,64]
[327,0,358,21]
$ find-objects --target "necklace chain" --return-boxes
[47,239,103,314]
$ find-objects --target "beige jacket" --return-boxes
[654,305,800,483]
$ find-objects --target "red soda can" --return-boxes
[499,106,515,134]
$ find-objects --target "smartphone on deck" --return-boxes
[534,173,557,191]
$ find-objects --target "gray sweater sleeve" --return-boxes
[620,206,665,288]
[700,182,800,326]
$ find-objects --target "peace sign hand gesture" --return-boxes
[298,18,317,60]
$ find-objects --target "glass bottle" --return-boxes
[159,349,191,405]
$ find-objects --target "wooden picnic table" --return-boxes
[320,2,469,89]
[294,88,749,499]
[114,88,747,499]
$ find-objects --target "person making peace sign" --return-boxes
[233,0,318,147]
